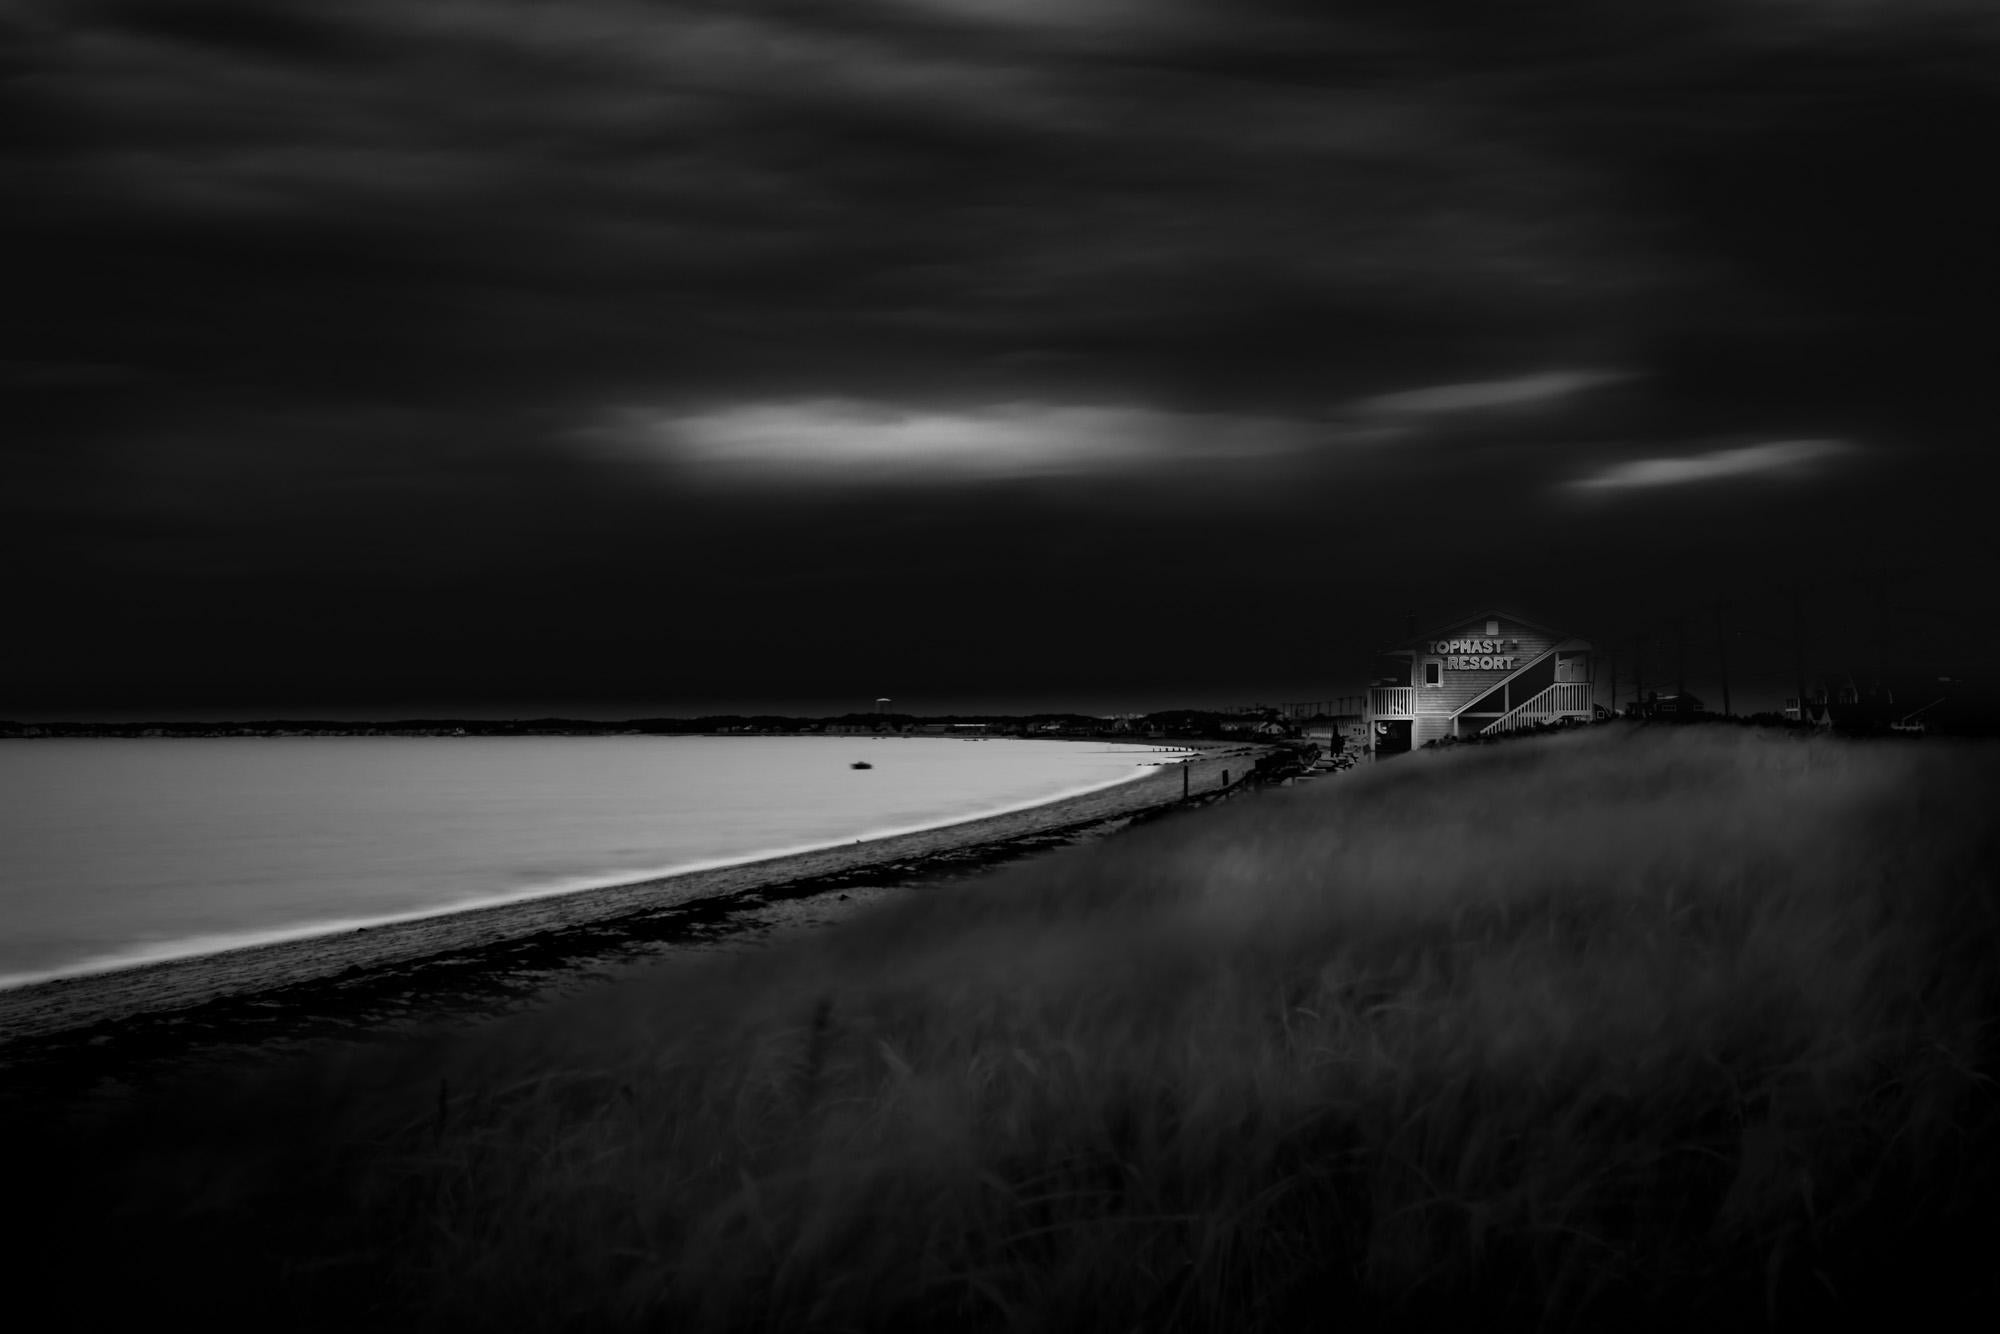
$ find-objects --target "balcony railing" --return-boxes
[1370,686,1416,717]
[1481,681,1593,734]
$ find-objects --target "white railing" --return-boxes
[1370,687,1416,717]
[1482,682,1594,734]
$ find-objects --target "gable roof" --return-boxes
[1384,608,1576,654]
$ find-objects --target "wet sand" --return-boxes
[0,743,1277,1097]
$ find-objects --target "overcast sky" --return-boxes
[7,0,1997,717]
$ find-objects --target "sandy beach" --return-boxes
[0,743,1278,1089]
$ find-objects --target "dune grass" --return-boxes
[15,725,2000,1332]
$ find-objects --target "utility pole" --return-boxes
[1607,647,1619,717]
[1869,567,1889,696]
[1634,632,1648,717]
[1713,601,1732,718]
[1671,615,1688,722]
[1790,582,1810,726]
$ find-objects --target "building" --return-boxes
[1218,717,1283,736]
[1302,715,1369,753]
[1366,610,1596,755]
[1783,673,1980,734]
[1628,690,1706,720]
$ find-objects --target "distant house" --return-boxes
[1784,673,1985,734]
[1628,691,1705,720]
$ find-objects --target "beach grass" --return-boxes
[15,725,1999,1332]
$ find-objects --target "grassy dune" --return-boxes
[17,726,2000,1332]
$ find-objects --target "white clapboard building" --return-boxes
[1366,610,1596,755]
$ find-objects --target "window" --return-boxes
[1485,620,1500,636]
[1424,660,1442,687]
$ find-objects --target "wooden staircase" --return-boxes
[1481,682,1593,735]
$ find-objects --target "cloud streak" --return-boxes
[1350,370,1631,418]
[585,400,1323,485]
[1565,439,1853,493]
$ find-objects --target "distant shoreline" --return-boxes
[0,719,1248,741]
[0,742,1273,1051]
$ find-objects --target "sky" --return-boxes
[6,0,1998,718]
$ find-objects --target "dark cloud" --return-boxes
[5,1,1996,714]
[91,0,381,67]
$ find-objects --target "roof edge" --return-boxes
[1404,607,1574,646]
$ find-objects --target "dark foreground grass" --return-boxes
[13,726,2000,1332]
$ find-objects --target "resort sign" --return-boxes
[1428,637,1523,671]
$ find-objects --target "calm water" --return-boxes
[0,736,1178,987]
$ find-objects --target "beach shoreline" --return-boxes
[0,742,1280,1073]
[0,736,1191,993]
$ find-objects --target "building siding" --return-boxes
[1406,617,1568,714]
[1372,612,1596,746]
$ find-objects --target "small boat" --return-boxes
[851,761,873,769]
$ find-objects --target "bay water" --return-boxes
[0,736,1177,988]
